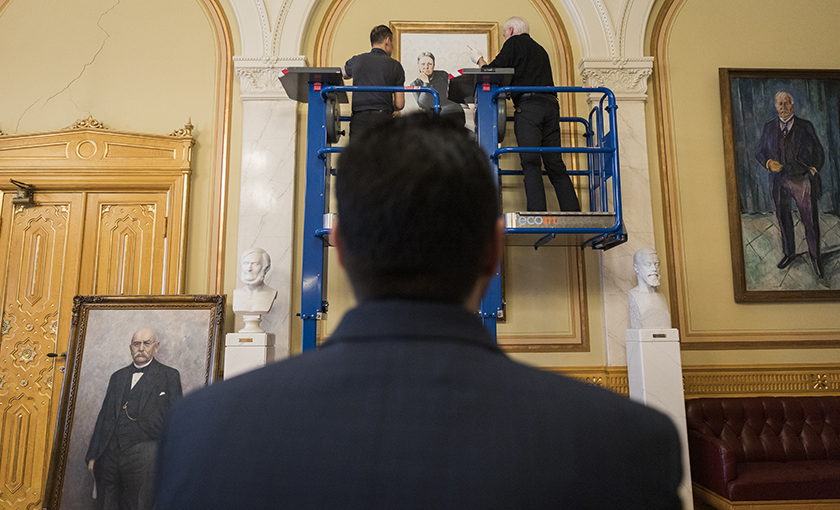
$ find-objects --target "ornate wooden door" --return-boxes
[0,119,193,509]
[0,194,84,509]
[80,193,169,296]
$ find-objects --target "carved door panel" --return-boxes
[0,193,85,509]
[0,191,169,509]
[79,193,169,296]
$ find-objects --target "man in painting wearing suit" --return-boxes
[755,90,826,278]
[86,327,182,510]
[155,113,682,509]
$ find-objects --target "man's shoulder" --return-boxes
[793,115,817,129]
[151,359,181,376]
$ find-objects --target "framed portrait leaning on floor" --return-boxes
[43,294,225,509]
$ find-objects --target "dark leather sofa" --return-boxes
[685,396,840,509]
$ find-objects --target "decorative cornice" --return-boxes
[63,115,107,130]
[549,363,840,398]
[578,57,654,101]
[169,119,194,137]
[233,56,307,100]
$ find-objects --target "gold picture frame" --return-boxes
[43,294,225,509]
[390,21,499,83]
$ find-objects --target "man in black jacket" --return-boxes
[341,24,406,138]
[156,113,681,510]
[474,16,580,212]
[755,91,825,278]
[86,327,182,510]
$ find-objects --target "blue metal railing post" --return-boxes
[474,81,504,339]
[300,81,331,351]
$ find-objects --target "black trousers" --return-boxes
[771,173,820,261]
[513,97,580,212]
[95,440,157,510]
[350,110,392,139]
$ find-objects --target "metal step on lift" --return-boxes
[278,67,625,351]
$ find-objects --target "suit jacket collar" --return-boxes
[324,300,501,354]
[116,358,162,413]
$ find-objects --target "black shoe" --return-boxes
[777,255,796,269]
[812,257,824,279]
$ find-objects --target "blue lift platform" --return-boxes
[279,67,626,351]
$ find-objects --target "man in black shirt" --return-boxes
[475,17,580,212]
[342,25,406,138]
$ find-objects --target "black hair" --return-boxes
[370,25,392,46]
[336,113,499,304]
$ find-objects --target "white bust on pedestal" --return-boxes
[626,247,693,509]
[233,247,277,333]
[628,248,671,329]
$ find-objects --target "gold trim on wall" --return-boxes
[197,0,234,294]
[548,366,630,394]
[648,0,840,349]
[498,248,590,352]
[549,363,840,398]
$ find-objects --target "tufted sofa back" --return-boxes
[685,396,840,463]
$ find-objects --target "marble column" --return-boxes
[579,58,656,366]
[233,56,305,361]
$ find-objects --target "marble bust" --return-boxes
[628,248,671,329]
[232,247,278,315]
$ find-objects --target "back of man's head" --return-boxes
[336,113,499,305]
[370,25,392,46]
[505,17,530,36]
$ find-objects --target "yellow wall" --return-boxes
[0,0,241,297]
[648,0,840,365]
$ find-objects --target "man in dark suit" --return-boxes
[156,113,682,509]
[86,327,182,510]
[755,91,825,278]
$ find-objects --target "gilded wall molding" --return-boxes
[233,57,306,100]
[169,120,195,138]
[548,366,630,395]
[578,57,654,101]
[550,363,840,398]
[64,115,107,130]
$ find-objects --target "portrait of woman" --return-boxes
[409,51,466,126]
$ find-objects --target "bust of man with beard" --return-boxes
[232,247,278,315]
[628,248,671,329]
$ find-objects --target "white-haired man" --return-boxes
[473,16,580,213]
[755,91,825,278]
[86,327,182,510]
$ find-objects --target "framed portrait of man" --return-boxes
[43,295,225,509]
[721,68,840,301]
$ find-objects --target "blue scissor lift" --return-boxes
[279,67,625,351]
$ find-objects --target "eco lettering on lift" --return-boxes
[518,215,560,226]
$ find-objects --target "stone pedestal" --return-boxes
[626,328,693,510]
[224,332,275,379]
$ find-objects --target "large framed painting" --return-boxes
[721,68,840,301]
[43,295,225,509]
[390,21,498,128]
